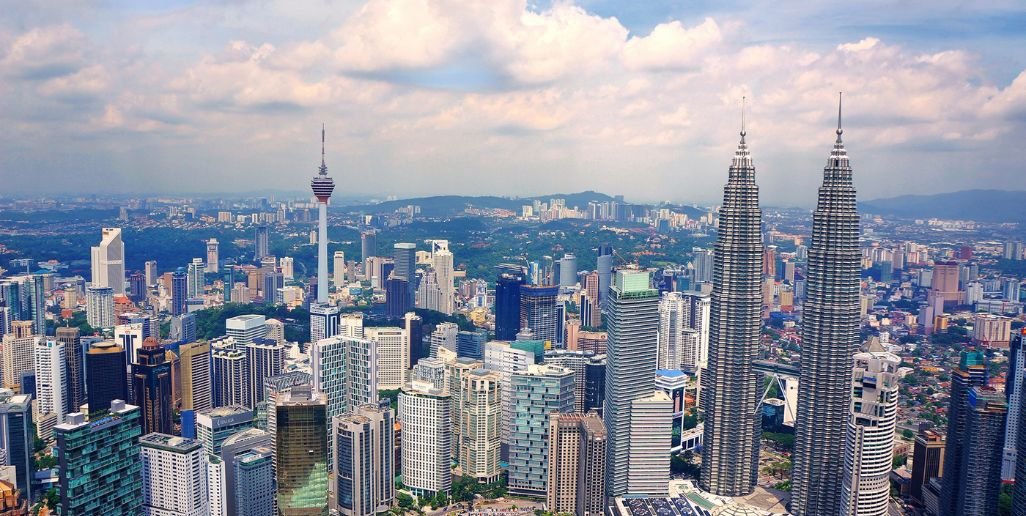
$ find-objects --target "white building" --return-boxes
[225,315,268,346]
[657,292,685,370]
[334,251,346,289]
[310,303,342,343]
[207,455,226,516]
[211,347,250,408]
[1,334,38,390]
[206,239,219,274]
[399,380,452,496]
[459,368,503,483]
[429,322,458,358]
[34,338,67,439]
[366,326,409,390]
[682,291,710,371]
[311,335,378,421]
[840,350,901,516]
[91,227,125,294]
[625,391,672,497]
[279,256,294,281]
[140,433,209,516]
[187,258,205,298]
[114,322,145,366]
[484,340,535,449]
[85,286,115,328]
[332,404,395,516]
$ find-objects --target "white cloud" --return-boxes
[622,18,722,71]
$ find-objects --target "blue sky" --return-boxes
[1,0,1025,205]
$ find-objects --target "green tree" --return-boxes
[902,429,915,440]
[397,492,416,510]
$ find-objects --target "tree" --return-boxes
[397,492,416,510]
[902,429,915,440]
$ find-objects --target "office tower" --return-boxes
[456,329,488,360]
[402,312,424,363]
[85,341,128,413]
[546,412,607,516]
[274,385,329,515]
[602,269,661,497]
[597,245,613,308]
[447,357,483,460]
[520,284,559,345]
[264,318,285,346]
[333,251,346,288]
[1006,332,1026,481]
[253,226,270,263]
[954,387,1007,515]
[171,268,188,316]
[187,257,205,298]
[245,339,284,405]
[393,242,417,308]
[128,271,146,303]
[545,349,592,413]
[0,391,32,501]
[423,240,455,315]
[332,404,395,516]
[228,446,275,516]
[360,231,377,265]
[508,364,575,496]
[132,338,173,435]
[484,340,536,453]
[681,291,710,371]
[311,335,378,421]
[310,303,342,344]
[140,433,209,516]
[86,285,115,327]
[495,266,526,341]
[399,380,451,497]
[385,277,411,319]
[559,253,578,289]
[115,321,145,367]
[171,313,197,344]
[276,256,293,281]
[911,430,945,505]
[55,401,143,515]
[458,368,502,483]
[792,102,862,515]
[225,315,268,346]
[584,354,607,414]
[91,227,125,294]
[366,326,408,390]
[262,270,283,305]
[624,391,672,496]
[428,322,458,358]
[700,113,763,497]
[145,260,158,286]
[930,261,962,309]
[196,406,255,455]
[205,238,220,274]
[179,341,212,412]
[657,291,686,370]
[212,346,250,408]
[341,313,365,338]
[33,338,67,439]
[940,349,988,515]
[1,334,36,391]
[839,350,901,516]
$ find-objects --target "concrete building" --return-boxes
[366,326,408,390]
[458,368,502,483]
[55,327,86,415]
[196,406,255,456]
[971,313,1012,348]
[484,340,535,454]
[332,404,395,516]
[940,349,988,516]
[310,303,343,344]
[398,380,451,497]
[545,349,594,413]
[212,346,250,409]
[207,238,220,274]
[179,341,212,412]
[140,433,208,516]
[131,338,173,436]
[311,335,378,422]
[91,227,125,294]
[509,364,575,496]
[955,387,1007,515]
[547,412,607,516]
[86,285,115,328]
[911,430,945,505]
[225,315,268,346]
[0,390,32,501]
[33,338,67,440]
[1,334,36,392]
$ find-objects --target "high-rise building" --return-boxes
[625,391,672,496]
[139,433,209,516]
[361,231,377,265]
[393,243,417,308]
[226,315,268,346]
[428,322,458,358]
[546,412,607,516]
[132,337,173,435]
[278,256,294,281]
[939,349,988,516]
[245,339,284,405]
[171,313,197,344]
[311,335,378,422]
[585,354,606,415]
[1,334,36,391]
[484,340,535,454]
[196,406,255,456]
[212,346,250,408]
[0,390,33,501]
[385,277,411,319]
[1005,331,1026,481]
[207,238,220,273]
[52,328,82,415]
[179,341,212,412]
[33,338,68,440]
[399,380,451,497]
[657,291,686,370]
[520,284,560,345]
[405,312,426,365]
[366,326,408,390]
[603,269,663,498]
[839,350,901,516]
[145,260,158,286]
[911,430,945,505]
[458,368,502,483]
[274,385,329,515]
[310,303,342,344]
[171,268,188,316]
[85,341,128,414]
[559,253,578,289]
[495,266,526,341]
[545,349,593,413]
[91,227,125,294]
[86,285,116,327]
[701,114,763,497]
[791,100,862,516]
[220,428,274,516]
[597,245,613,309]
[114,321,145,367]
[334,251,346,288]
[509,364,575,496]
[456,329,488,360]
[331,404,395,516]
[187,257,205,298]
[55,401,143,515]
[128,271,146,303]
[955,387,1007,515]
[253,226,270,263]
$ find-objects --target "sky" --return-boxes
[1,1,1025,206]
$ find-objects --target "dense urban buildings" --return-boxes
[547,412,607,516]
[331,404,395,516]
[139,433,209,516]
[940,349,989,515]
[399,380,452,497]
[508,364,575,496]
[274,384,329,515]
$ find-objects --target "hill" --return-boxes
[859,190,1026,223]
[344,191,617,217]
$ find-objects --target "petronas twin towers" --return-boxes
[701,95,861,516]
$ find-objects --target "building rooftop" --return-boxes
[140,432,202,453]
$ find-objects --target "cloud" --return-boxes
[622,18,722,71]
[0,24,88,80]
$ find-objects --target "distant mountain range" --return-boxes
[859,189,1026,223]
[344,191,619,217]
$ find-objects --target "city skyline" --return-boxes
[2,1,1026,204]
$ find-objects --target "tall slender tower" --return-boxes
[700,100,763,496]
[790,94,862,515]
[311,125,335,304]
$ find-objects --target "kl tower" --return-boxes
[311,125,334,304]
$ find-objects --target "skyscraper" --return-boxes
[405,312,425,365]
[131,337,173,435]
[701,106,763,497]
[187,257,205,298]
[334,251,346,288]
[839,350,901,516]
[85,340,128,414]
[484,340,535,455]
[310,302,342,343]
[657,291,686,370]
[458,368,502,483]
[245,339,284,405]
[393,243,417,308]
[56,328,83,411]
[520,284,560,345]
[311,335,378,422]
[939,349,988,516]
[1004,331,1026,480]
[546,412,607,516]
[596,244,613,309]
[91,227,125,294]
[495,266,526,341]
[508,364,575,496]
[212,346,250,408]
[55,401,143,515]
[955,387,1007,515]
[253,226,270,263]
[207,238,220,273]
[0,390,33,501]
[274,385,329,515]
[196,406,255,455]
[86,285,115,327]
[559,253,578,289]
[171,268,188,316]
[33,338,68,440]
[603,269,663,498]
[139,433,209,516]
[791,96,862,515]
[399,380,451,497]
[366,326,408,390]
[911,430,945,505]
[361,231,377,265]
[331,404,395,516]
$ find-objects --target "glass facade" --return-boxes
[276,392,329,515]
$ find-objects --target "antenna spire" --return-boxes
[321,123,326,166]
[836,92,843,143]
[740,96,747,143]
